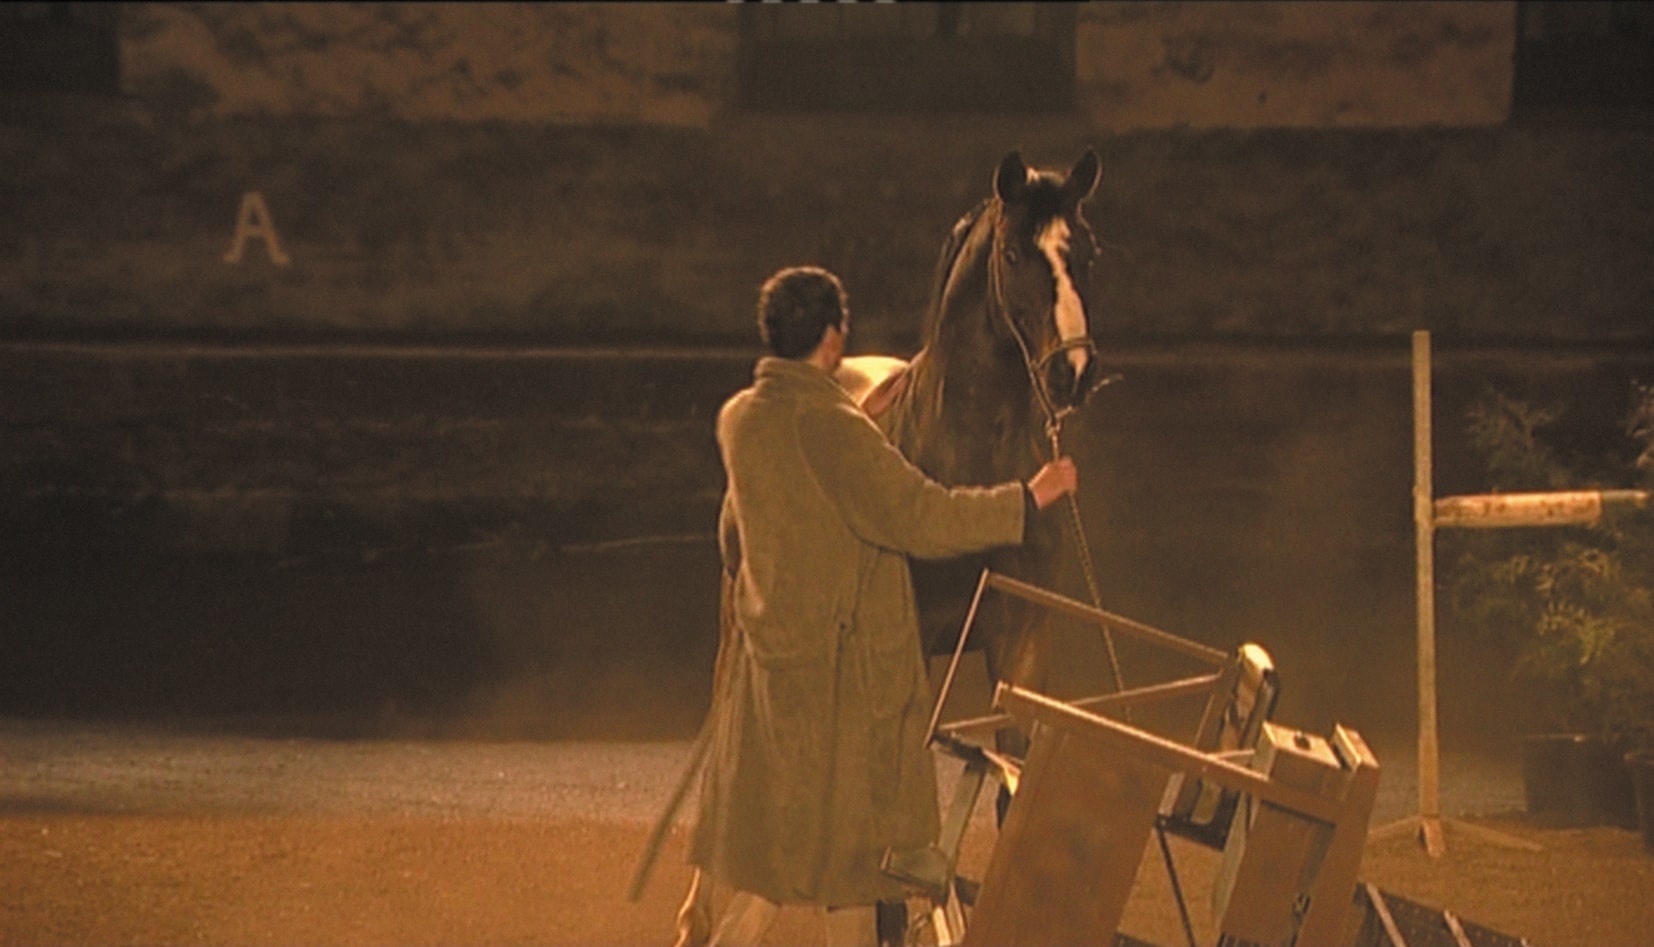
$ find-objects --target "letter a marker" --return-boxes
[223,191,292,266]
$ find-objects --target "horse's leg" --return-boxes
[981,597,1055,824]
[981,516,1066,691]
[983,607,1053,694]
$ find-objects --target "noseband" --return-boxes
[985,217,1110,439]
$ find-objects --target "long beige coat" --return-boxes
[688,356,1025,906]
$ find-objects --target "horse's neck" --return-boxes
[890,337,1043,486]
[882,204,1046,485]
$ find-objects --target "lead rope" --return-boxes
[1047,408,1128,702]
[990,247,1128,699]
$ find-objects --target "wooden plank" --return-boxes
[1434,489,1650,528]
[1293,724,1383,945]
[984,572,1229,665]
[962,724,1165,946]
[939,673,1221,746]
[995,684,1344,824]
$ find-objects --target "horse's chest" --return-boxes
[942,399,1034,477]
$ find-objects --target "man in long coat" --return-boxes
[683,266,1078,946]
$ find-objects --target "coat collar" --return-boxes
[753,356,852,405]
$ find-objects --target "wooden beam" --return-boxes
[984,571,1229,666]
[939,672,1222,745]
[1434,489,1651,529]
[1412,330,1444,857]
[994,683,1344,824]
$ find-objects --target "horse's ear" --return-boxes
[994,151,1029,203]
[1062,149,1101,208]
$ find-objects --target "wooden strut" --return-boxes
[1380,330,1549,859]
[1412,329,1445,858]
[979,572,1228,666]
[994,682,1346,823]
[1360,882,1531,947]
[1363,884,1409,946]
[627,571,743,901]
[940,671,1223,746]
[626,717,712,902]
[920,573,1248,947]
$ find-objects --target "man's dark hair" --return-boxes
[756,266,847,359]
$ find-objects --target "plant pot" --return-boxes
[1628,750,1654,854]
[1520,733,1636,828]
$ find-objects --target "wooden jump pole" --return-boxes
[1434,489,1650,528]
[1411,330,1446,857]
[1380,331,1646,857]
[1379,329,1508,857]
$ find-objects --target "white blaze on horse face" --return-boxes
[1039,219,1090,376]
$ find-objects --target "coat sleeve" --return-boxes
[796,401,1024,559]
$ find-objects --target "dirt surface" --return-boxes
[4,720,1652,947]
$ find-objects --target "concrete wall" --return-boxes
[1077,2,1514,129]
[116,3,1513,130]
[3,117,1649,345]
[119,3,737,127]
[14,3,1639,349]
[11,3,1611,347]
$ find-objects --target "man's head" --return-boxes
[756,266,849,365]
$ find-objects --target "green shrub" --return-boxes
[1445,384,1654,751]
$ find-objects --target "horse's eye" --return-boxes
[1003,248,1019,265]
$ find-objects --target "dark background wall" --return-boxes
[2,3,1651,750]
[3,3,1647,344]
[2,117,1651,346]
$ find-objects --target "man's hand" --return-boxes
[1027,456,1079,510]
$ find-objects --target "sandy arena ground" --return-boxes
[4,720,1652,947]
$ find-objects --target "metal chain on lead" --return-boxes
[1048,416,1127,699]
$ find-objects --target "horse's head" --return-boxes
[986,149,1104,415]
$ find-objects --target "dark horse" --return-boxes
[837,148,1107,694]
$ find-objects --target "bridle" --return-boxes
[984,201,1126,696]
[984,210,1116,445]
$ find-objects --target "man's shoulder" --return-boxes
[717,378,757,408]
[716,387,752,429]
[720,386,754,410]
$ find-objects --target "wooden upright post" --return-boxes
[1411,330,1446,857]
[1373,332,1544,857]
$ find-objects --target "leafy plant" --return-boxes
[1445,383,1654,751]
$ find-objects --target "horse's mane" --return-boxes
[920,198,994,346]
[920,169,1073,347]
[873,196,1023,473]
